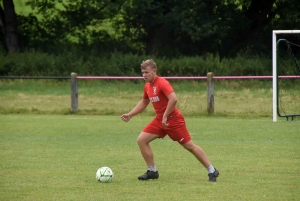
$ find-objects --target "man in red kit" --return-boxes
[120,59,219,182]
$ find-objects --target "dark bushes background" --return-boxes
[0,50,279,76]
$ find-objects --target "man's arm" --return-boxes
[162,92,177,126]
[120,98,150,122]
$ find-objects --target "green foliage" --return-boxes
[113,0,300,58]
[2,50,298,76]
[10,0,300,59]
[0,50,144,76]
[14,0,124,54]
[4,1,300,79]
[155,55,219,76]
[218,54,273,75]
[0,50,80,76]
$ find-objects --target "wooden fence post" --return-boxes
[207,72,214,114]
[71,72,78,112]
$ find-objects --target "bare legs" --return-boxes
[137,132,211,168]
[137,132,160,166]
[181,140,211,168]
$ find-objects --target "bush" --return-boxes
[219,55,272,76]
[0,49,296,76]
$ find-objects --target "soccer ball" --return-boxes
[96,167,114,183]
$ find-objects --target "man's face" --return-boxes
[142,66,156,83]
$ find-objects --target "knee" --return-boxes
[137,132,158,146]
[137,136,143,145]
[137,133,146,145]
[182,141,195,152]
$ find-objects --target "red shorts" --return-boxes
[142,113,191,144]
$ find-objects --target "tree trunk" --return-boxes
[2,0,20,52]
[0,5,7,51]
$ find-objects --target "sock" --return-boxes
[207,165,215,173]
[148,165,157,172]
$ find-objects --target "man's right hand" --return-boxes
[120,114,131,122]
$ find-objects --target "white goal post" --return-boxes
[272,30,300,122]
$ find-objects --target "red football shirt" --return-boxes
[143,76,179,118]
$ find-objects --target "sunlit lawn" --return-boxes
[0,115,299,200]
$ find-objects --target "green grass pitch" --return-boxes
[0,115,299,200]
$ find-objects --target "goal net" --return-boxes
[272,30,300,122]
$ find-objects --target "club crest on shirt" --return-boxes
[153,87,157,95]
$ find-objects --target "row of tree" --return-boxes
[1,0,300,59]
